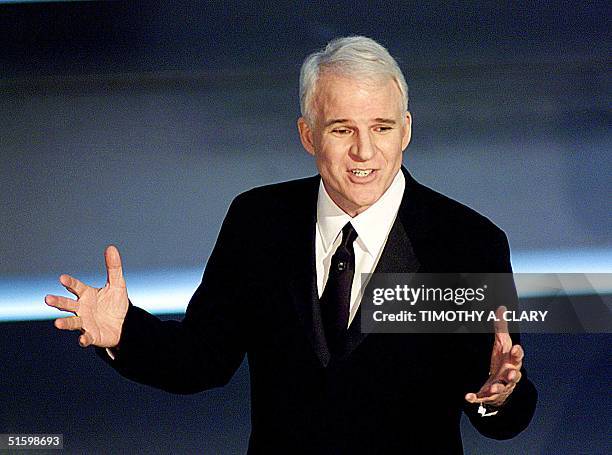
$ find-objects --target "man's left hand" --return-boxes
[465,306,524,408]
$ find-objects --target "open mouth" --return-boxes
[350,169,374,177]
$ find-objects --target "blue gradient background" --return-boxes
[0,1,610,453]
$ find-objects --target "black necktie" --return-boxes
[321,222,358,354]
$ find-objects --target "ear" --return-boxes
[297,117,316,156]
[401,111,412,151]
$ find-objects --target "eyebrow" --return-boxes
[324,119,350,128]
[324,118,397,128]
[373,118,397,125]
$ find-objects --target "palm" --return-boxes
[80,282,128,347]
[45,245,129,348]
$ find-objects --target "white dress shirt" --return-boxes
[315,170,405,326]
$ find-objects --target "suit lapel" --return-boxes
[286,176,331,367]
[338,212,421,360]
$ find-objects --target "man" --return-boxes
[46,36,536,453]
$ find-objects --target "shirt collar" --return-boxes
[316,169,405,255]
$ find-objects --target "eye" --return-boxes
[331,128,352,135]
[374,126,393,133]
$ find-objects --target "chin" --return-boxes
[346,194,381,212]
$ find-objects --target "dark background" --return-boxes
[1,1,610,453]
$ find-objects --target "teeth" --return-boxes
[351,169,373,177]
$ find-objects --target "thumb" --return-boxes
[494,306,508,334]
[105,244,125,287]
[494,305,512,352]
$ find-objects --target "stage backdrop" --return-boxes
[1,2,610,453]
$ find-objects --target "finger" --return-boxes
[465,391,502,404]
[465,392,477,403]
[505,368,522,384]
[54,316,82,331]
[466,380,503,399]
[45,295,79,313]
[490,362,520,383]
[475,394,502,404]
[465,377,518,404]
[105,245,125,287]
[78,331,94,348]
[488,383,506,394]
[478,382,509,400]
[511,344,524,364]
[59,274,88,298]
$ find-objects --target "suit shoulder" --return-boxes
[231,175,318,208]
[405,177,512,271]
[226,175,319,220]
[411,179,507,242]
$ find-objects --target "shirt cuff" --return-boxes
[105,347,118,361]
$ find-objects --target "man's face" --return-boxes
[298,74,411,216]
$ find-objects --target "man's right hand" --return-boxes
[45,245,129,348]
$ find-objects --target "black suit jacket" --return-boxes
[99,167,537,454]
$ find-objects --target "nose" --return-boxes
[349,131,376,162]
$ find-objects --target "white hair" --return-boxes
[299,36,409,124]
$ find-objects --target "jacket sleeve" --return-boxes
[96,194,251,394]
[462,228,538,439]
